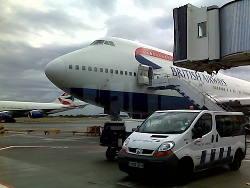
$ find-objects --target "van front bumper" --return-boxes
[118,150,179,176]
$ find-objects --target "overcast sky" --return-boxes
[1,0,249,112]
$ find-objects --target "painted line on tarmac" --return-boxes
[0,182,14,188]
[0,145,104,151]
[116,182,138,187]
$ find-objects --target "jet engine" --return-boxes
[0,112,16,123]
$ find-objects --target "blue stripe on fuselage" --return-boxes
[62,88,200,114]
[135,55,162,69]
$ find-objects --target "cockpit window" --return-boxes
[90,40,115,47]
[104,41,109,45]
[108,41,115,46]
[90,40,105,45]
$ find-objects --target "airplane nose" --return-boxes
[45,57,66,87]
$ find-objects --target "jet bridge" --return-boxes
[147,75,233,112]
[173,0,250,74]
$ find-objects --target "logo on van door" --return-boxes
[136,149,143,154]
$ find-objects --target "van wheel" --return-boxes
[229,150,242,171]
[175,160,193,185]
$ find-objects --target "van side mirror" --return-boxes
[192,127,203,139]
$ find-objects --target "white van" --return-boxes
[118,110,246,183]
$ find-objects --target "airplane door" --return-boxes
[137,64,153,85]
[190,113,216,171]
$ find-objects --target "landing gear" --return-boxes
[4,118,16,123]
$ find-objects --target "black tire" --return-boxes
[175,160,193,185]
[106,148,116,161]
[229,150,242,171]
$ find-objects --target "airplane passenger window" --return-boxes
[94,67,97,72]
[100,68,103,72]
[88,66,92,71]
[120,71,123,75]
[115,70,118,74]
[129,72,132,76]
[105,68,108,73]
[125,71,127,75]
[134,72,136,76]
[82,66,85,70]
[69,65,72,69]
[110,69,113,74]
[75,65,79,70]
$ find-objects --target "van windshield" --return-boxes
[137,111,199,134]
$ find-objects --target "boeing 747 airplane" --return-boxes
[45,37,250,117]
[0,93,88,122]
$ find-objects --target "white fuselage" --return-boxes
[0,101,75,115]
[45,37,250,114]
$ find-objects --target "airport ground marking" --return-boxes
[0,182,14,188]
[0,145,104,151]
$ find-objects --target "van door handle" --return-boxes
[211,135,214,143]
[216,134,218,142]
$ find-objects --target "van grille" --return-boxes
[128,147,154,155]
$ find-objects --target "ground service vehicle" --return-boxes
[118,110,246,183]
[100,120,142,160]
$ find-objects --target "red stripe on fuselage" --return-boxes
[135,47,173,61]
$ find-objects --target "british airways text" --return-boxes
[171,67,227,86]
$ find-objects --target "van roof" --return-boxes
[155,109,244,115]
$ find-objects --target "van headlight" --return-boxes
[153,141,175,157]
[121,138,130,153]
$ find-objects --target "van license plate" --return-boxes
[128,161,144,168]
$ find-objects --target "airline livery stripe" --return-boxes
[200,150,207,164]
[210,149,216,162]
[135,55,161,69]
[219,147,224,159]
[135,47,173,61]
[200,146,232,164]
[227,146,231,157]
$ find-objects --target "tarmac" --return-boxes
[0,118,250,188]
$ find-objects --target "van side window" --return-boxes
[216,115,245,137]
[194,113,212,136]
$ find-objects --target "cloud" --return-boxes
[1,0,249,115]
